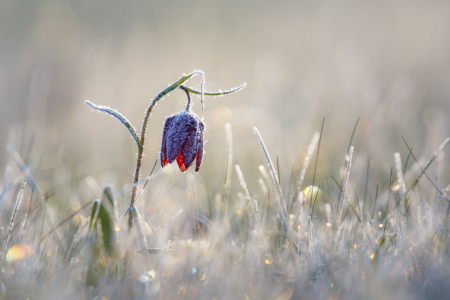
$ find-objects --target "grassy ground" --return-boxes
[0,96,449,299]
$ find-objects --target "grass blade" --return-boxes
[254,127,282,198]
[235,165,261,227]
[259,165,288,232]
[296,132,320,202]
[222,123,233,222]
[98,186,118,255]
[131,207,152,269]
[4,177,27,251]
[394,152,406,216]
[405,137,450,197]
[336,146,354,232]
[88,199,101,234]
[65,219,85,262]
[7,145,63,249]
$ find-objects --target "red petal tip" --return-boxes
[176,153,188,172]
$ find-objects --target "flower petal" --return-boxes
[166,111,191,163]
[160,115,175,168]
[180,118,200,169]
[195,122,205,172]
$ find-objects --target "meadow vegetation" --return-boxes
[0,71,449,300]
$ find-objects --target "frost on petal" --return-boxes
[160,115,175,168]
[163,110,206,172]
[166,111,191,163]
[180,117,200,169]
[195,122,205,172]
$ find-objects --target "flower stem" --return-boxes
[179,86,192,111]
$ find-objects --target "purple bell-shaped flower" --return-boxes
[160,87,205,172]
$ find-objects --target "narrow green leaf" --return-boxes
[101,185,115,207]
[90,185,119,256]
[98,201,115,255]
[85,100,141,149]
[88,199,100,233]
[86,201,101,287]
[86,186,120,286]
[184,82,246,96]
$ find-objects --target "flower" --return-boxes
[160,110,204,172]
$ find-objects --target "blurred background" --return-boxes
[1,0,450,217]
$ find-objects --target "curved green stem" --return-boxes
[179,86,192,112]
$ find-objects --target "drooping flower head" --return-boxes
[160,86,204,172]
